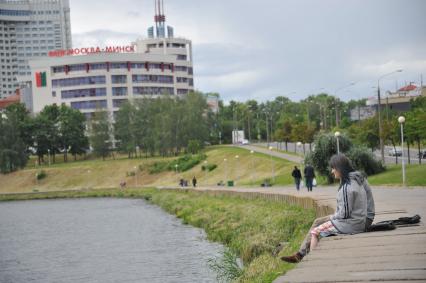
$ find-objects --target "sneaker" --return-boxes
[280,252,303,263]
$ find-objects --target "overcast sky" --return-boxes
[69,0,426,103]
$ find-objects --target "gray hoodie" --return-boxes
[330,172,369,234]
[350,171,375,221]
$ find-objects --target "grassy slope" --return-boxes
[368,164,426,186]
[0,146,297,193]
[0,188,315,283]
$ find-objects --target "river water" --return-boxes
[0,198,223,283]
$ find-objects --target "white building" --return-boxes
[27,0,194,119]
[0,0,72,98]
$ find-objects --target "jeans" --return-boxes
[306,177,313,191]
[294,178,301,190]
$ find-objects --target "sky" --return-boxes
[69,0,426,103]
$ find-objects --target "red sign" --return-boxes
[48,46,135,57]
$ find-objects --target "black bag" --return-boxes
[369,214,421,232]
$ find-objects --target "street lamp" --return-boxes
[334,82,356,128]
[250,150,255,185]
[175,164,178,174]
[203,160,208,182]
[234,155,239,184]
[398,116,406,187]
[47,149,51,166]
[268,146,275,183]
[224,158,228,183]
[377,69,403,163]
[334,131,341,154]
[134,166,138,187]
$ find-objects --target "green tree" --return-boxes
[58,105,88,162]
[0,105,29,173]
[89,110,111,160]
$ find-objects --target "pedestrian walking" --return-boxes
[281,154,374,263]
[291,166,302,191]
[304,164,315,192]
[192,176,197,187]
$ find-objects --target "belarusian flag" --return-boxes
[35,72,47,87]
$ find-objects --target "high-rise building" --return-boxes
[0,0,72,98]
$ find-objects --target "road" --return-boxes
[254,142,425,165]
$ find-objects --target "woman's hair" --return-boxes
[329,154,355,183]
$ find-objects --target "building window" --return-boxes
[70,100,107,110]
[52,76,106,88]
[133,87,174,95]
[62,88,107,99]
[111,75,127,84]
[113,99,127,108]
[177,89,189,95]
[132,75,173,84]
[177,54,187,60]
[112,87,127,96]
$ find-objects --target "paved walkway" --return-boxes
[237,144,303,163]
[172,185,426,282]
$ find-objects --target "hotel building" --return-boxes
[27,0,194,119]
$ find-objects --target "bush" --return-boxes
[305,133,384,183]
[347,146,385,176]
[187,140,202,154]
[148,154,207,174]
[36,170,47,180]
[201,163,217,172]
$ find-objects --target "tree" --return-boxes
[0,105,29,173]
[114,101,137,158]
[58,105,88,162]
[89,110,111,160]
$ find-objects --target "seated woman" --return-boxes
[281,154,372,263]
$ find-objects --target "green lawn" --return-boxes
[368,164,426,186]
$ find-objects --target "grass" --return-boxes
[0,187,316,283]
[368,164,426,186]
[0,146,298,194]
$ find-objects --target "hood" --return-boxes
[349,171,365,186]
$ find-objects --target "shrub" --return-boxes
[347,146,385,176]
[148,154,207,174]
[201,164,217,172]
[305,133,384,183]
[187,140,202,154]
[36,170,47,180]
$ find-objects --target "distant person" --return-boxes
[304,164,315,192]
[179,179,184,188]
[120,181,126,189]
[192,176,197,187]
[281,154,373,263]
[291,166,302,191]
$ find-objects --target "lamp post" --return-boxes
[334,82,356,128]
[334,131,341,154]
[398,116,406,187]
[224,158,228,183]
[203,160,208,182]
[377,69,403,163]
[234,155,239,184]
[47,149,51,166]
[175,164,178,174]
[268,146,275,183]
[134,166,138,187]
[250,150,255,185]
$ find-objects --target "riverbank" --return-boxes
[0,188,315,282]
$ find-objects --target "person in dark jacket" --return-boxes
[304,164,315,192]
[192,176,197,187]
[291,166,302,191]
[281,154,373,263]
